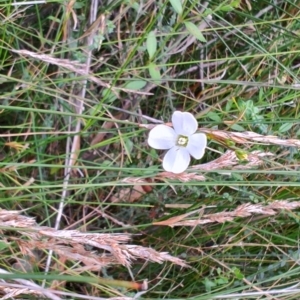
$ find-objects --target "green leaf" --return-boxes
[235,149,248,161]
[0,241,9,251]
[232,267,244,280]
[207,111,221,122]
[215,276,229,285]
[219,5,234,12]
[225,99,233,112]
[279,122,294,133]
[232,0,241,7]
[124,80,147,91]
[225,139,235,147]
[102,88,118,103]
[230,123,245,132]
[219,0,240,12]
[146,31,157,60]
[202,277,216,292]
[169,0,183,15]
[148,62,162,84]
[184,21,207,42]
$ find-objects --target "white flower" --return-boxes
[148,111,207,174]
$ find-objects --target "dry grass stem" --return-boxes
[200,128,300,148]
[91,101,132,147]
[47,0,101,278]
[153,150,272,181]
[192,150,274,171]
[157,172,206,182]
[12,49,110,88]
[0,209,188,268]
[153,201,300,227]
[11,49,151,95]
[0,281,146,300]
[0,268,62,300]
[115,150,271,186]
[141,123,300,149]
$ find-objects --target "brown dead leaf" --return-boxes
[110,178,153,203]
[153,209,203,227]
[110,185,152,203]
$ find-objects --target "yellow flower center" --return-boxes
[176,135,188,147]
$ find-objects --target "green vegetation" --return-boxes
[0,0,300,299]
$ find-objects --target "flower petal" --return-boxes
[148,125,176,149]
[172,111,198,136]
[186,133,207,159]
[163,147,190,174]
